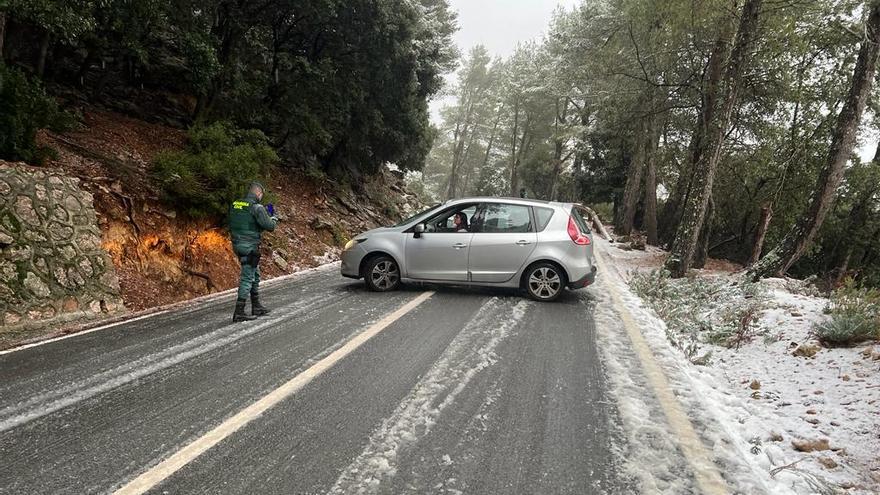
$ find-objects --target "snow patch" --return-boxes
[598,237,880,493]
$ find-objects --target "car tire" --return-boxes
[364,255,401,292]
[523,262,566,302]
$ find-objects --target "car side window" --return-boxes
[473,203,532,233]
[572,207,592,234]
[423,205,477,233]
[534,207,554,232]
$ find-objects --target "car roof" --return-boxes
[445,196,571,209]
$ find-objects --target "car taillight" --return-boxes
[568,216,591,245]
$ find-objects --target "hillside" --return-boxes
[27,108,424,314]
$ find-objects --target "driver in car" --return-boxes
[453,212,469,232]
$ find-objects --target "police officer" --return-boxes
[229,181,277,322]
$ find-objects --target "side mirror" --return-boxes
[413,223,425,238]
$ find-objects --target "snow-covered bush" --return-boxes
[629,270,770,359]
[814,280,880,346]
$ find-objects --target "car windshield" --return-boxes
[391,203,444,227]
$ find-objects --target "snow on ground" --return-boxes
[596,237,880,494]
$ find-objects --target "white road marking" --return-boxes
[0,311,169,356]
[112,290,434,495]
[593,248,729,494]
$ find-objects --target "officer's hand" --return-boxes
[271,216,279,223]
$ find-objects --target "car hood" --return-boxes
[357,226,397,238]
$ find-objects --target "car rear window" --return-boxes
[571,207,592,234]
[534,207,554,231]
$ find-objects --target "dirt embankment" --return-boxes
[36,109,424,312]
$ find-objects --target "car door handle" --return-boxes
[453,243,468,249]
[515,240,532,246]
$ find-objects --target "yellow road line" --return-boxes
[114,291,435,495]
[594,248,729,494]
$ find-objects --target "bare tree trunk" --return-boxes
[448,94,480,198]
[36,31,51,78]
[459,126,479,195]
[447,121,465,199]
[644,115,661,245]
[475,104,503,185]
[658,157,691,245]
[549,99,570,201]
[0,12,7,60]
[665,0,763,277]
[748,203,773,265]
[510,100,520,196]
[750,3,880,280]
[512,125,531,196]
[834,247,853,287]
[618,119,647,236]
[693,195,714,269]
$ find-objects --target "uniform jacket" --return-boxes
[229,192,277,256]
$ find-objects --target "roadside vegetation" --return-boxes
[815,280,880,346]
[152,122,278,219]
[629,269,770,362]
[0,0,457,181]
[631,268,880,354]
[0,61,73,163]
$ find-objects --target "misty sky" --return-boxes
[449,0,579,57]
[430,0,876,161]
[429,0,579,122]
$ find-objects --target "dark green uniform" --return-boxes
[229,191,277,300]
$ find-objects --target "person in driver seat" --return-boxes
[453,212,470,232]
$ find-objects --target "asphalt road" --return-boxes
[0,266,635,494]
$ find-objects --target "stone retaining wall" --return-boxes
[0,163,124,334]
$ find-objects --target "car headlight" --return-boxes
[344,238,366,251]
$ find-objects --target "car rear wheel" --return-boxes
[364,256,401,292]
[523,262,566,302]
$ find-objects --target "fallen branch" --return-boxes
[183,268,215,291]
[770,457,804,477]
[577,204,611,240]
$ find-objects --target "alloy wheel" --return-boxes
[528,266,561,300]
[370,260,400,291]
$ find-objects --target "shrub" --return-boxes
[0,62,74,163]
[152,122,279,218]
[630,269,770,357]
[588,202,614,224]
[813,280,880,346]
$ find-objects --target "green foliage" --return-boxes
[152,122,278,218]
[629,269,770,358]
[588,203,614,225]
[0,62,73,163]
[2,0,456,180]
[7,0,97,43]
[814,280,880,346]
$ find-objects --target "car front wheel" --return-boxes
[523,262,566,302]
[364,256,401,292]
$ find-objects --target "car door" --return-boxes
[468,203,537,283]
[404,206,475,281]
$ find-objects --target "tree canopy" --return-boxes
[421,0,880,287]
[0,0,458,179]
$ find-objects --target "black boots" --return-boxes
[232,295,270,322]
[233,298,257,322]
[251,293,270,316]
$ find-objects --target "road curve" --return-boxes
[1,265,634,494]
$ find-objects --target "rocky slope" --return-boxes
[0,108,425,349]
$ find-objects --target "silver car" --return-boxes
[340,197,597,301]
